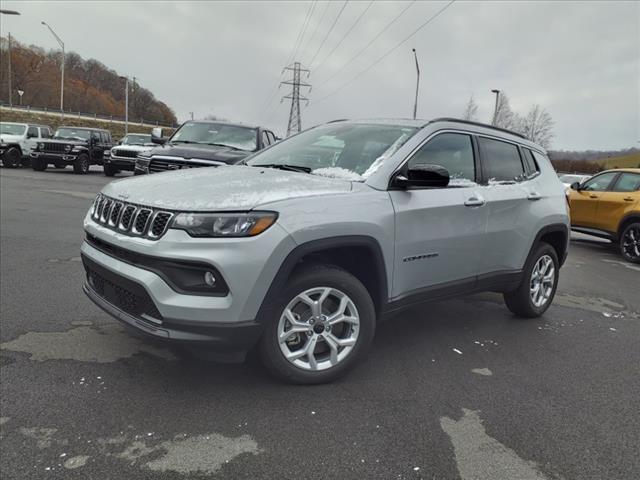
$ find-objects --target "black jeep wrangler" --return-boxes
[30,126,114,174]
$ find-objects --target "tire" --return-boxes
[3,147,21,168]
[31,158,47,171]
[259,264,376,384]
[504,243,559,318]
[619,222,640,264]
[73,154,90,174]
[103,164,118,177]
[54,162,66,169]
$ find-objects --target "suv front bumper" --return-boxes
[30,151,77,163]
[105,156,136,171]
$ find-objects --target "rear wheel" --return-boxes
[259,264,376,384]
[504,243,559,318]
[619,222,640,264]
[103,164,118,177]
[31,158,47,171]
[73,154,90,174]
[3,147,21,168]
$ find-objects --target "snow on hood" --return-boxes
[102,165,353,211]
[0,134,23,143]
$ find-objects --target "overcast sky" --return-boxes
[1,0,638,150]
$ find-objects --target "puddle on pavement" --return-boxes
[471,368,493,376]
[0,324,176,363]
[440,409,550,480]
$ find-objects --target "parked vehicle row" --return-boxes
[0,122,53,167]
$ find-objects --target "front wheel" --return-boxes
[73,154,90,174]
[619,222,640,264]
[32,158,47,171]
[259,264,376,384]
[504,243,559,318]
[103,164,118,177]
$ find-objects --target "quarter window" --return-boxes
[613,173,640,192]
[408,133,475,183]
[261,131,270,147]
[478,137,525,182]
[521,148,539,176]
[582,172,618,192]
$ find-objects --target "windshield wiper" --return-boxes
[254,163,312,174]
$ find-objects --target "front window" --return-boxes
[170,122,257,151]
[408,133,476,183]
[582,172,618,192]
[54,128,92,141]
[248,123,418,181]
[122,134,152,145]
[0,123,26,136]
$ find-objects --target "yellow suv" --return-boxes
[568,168,640,263]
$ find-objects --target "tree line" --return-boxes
[0,36,177,125]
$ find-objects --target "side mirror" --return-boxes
[151,127,166,145]
[392,164,450,189]
[570,182,581,190]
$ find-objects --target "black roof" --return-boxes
[428,117,526,139]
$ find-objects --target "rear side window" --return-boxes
[478,137,525,182]
[27,126,38,138]
[40,128,51,138]
[613,173,640,192]
[408,133,476,182]
[521,148,539,176]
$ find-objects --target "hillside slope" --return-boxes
[0,36,176,126]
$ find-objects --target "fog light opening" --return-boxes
[204,271,217,287]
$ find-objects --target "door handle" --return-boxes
[464,196,485,207]
[589,194,598,199]
[623,197,634,202]
[527,192,542,201]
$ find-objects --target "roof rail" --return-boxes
[428,117,527,140]
[327,118,350,123]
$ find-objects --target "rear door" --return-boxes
[569,171,619,228]
[476,136,540,274]
[24,126,39,154]
[389,131,488,297]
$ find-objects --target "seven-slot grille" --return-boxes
[111,148,139,159]
[42,142,68,153]
[91,194,173,239]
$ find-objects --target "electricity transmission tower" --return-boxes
[281,62,310,136]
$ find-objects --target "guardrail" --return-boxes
[0,103,178,129]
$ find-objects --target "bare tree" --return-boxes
[463,94,478,121]
[518,104,554,149]
[493,92,519,130]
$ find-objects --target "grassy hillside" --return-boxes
[1,109,175,140]
[598,152,640,169]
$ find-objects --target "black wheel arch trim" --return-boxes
[255,235,388,324]
[530,223,569,266]
[617,213,640,238]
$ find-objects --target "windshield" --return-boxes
[170,122,257,151]
[54,128,91,141]
[0,123,27,136]
[122,134,151,145]
[247,123,418,180]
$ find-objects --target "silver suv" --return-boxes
[81,118,569,384]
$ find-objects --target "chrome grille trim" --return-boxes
[89,194,174,240]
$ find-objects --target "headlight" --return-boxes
[64,144,72,152]
[171,212,277,237]
[38,142,44,150]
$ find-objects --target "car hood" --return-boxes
[102,165,353,211]
[145,142,252,165]
[0,134,23,144]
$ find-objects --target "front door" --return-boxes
[594,172,640,233]
[570,171,619,228]
[389,132,487,298]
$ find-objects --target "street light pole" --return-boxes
[120,76,129,135]
[491,89,500,126]
[41,21,64,119]
[1,9,20,107]
[412,48,420,120]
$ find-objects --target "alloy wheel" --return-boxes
[622,225,640,261]
[277,287,360,371]
[530,254,555,308]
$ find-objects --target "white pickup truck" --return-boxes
[0,122,53,168]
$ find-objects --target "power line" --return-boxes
[309,0,456,107]
[312,0,416,92]
[312,0,374,76]
[289,0,318,65]
[299,1,331,62]
[307,0,349,69]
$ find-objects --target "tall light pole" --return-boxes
[491,89,500,126]
[412,49,421,120]
[119,76,129,134]
[1,9,20,107]
[41,21,64,119]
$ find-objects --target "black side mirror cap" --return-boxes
[151,127,167,145]
[392,163,450,189]
[570,182,581,190]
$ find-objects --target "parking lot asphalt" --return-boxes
[1,167,638,480]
